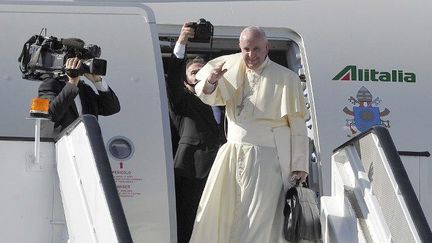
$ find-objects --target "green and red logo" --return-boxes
[333,65,416,83]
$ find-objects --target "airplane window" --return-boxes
[107,136,134,160]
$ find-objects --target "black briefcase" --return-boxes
[283,183,322,242]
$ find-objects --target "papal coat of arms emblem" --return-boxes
[343,86,390,136]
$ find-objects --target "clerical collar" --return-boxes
[246,56,269,73]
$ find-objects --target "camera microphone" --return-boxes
[61,38,85,49]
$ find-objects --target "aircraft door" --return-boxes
[0,3,175,243]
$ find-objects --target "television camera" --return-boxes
[18,30,106,81]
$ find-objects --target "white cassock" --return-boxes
[189,53,308,243]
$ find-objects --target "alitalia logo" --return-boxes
[333,65,416,83]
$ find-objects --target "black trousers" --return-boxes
[175,174,207,243]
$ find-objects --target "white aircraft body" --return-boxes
[0,0,431,242]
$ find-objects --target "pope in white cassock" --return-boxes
[189,26,309,243]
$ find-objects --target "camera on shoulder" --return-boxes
[18,29,107,81]
[187,18,214,43]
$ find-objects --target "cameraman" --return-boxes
[38,56,120,136]
[166,22,226,243]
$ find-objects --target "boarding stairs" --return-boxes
[321,126,432,243]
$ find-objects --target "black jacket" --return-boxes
[166,55,226,179]
[38,77,121,135]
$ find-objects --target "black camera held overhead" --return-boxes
[187,18,214,43]
[18,28,107,81]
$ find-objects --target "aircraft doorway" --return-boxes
[157,24,321,212]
